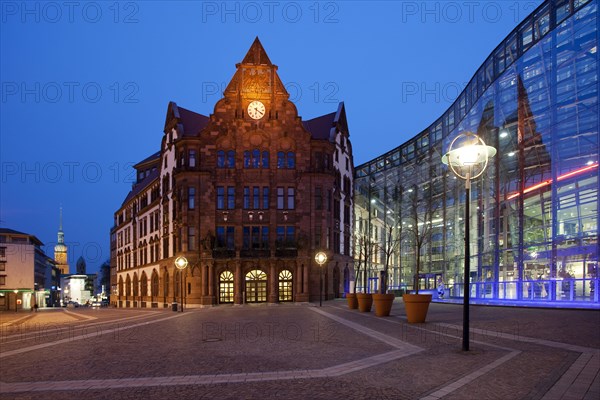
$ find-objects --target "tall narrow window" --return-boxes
[262,187,269,209]
[287,187,295,209]
[252,149,260,168]
[277,187,284,209]
[217,151,225,168]
[216,226,225,248]
[261,226,269,248]
[217,186,225,210]
[243,226,250,249]
[227,186,235,210]
[226,227,235,249]
[189,150,196,167]
[276,226,285,244]
[252,226,260,249]
[315,226,321,248]
[286,226,295,244]
[262,151,269,168]
[244,151,251,168]
[227,150,235,168]
[315,186,322,210]
[253,187,260,209]
[287,152,295,168]
[243,187,250,209]
[188,227,196,251]
[188,187,195,210]
[277,152,285,168]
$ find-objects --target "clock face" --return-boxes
[247,101,266,120]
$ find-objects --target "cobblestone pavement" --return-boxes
[0,300,598,399]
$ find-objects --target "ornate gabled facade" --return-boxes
[110,38,354,307]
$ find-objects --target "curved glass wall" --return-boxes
[355,0,599,306]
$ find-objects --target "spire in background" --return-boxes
[57,206,65,244]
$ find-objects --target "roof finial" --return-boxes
[59,205,63,231]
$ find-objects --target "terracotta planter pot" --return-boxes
[373,293,395,317]
[346,293,358,309]
[356,293,373,312]
[402,293,432,323]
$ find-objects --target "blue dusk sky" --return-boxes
[0,0,543,274]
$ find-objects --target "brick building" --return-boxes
[111,38,354,307]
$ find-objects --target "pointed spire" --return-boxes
[241,37,272,66]
[57,206,65,244]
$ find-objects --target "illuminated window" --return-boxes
[245,269,267,302]
[219,271,234,303]
[278,270,293,302]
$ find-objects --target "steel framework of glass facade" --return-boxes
[354,0,599,307]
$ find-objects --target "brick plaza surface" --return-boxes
[0,301,598,399]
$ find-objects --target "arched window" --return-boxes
[219,270,235,304]
[252,149,260,168]
[277,152,285,168]
[287,152,296,168]
[227,150,235,168]
[118,276,124,296]
[245,269,267,303]
[262,151,269,168]
[278,269,293,302]
[217,150,225,168]
[126,274,131,296]
[244,151,251,168]
[133,273,139,296]
[164,271,169,297]
[140,272,148,297]
[151,270,159,297]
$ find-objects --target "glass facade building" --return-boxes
[354,0,599,307]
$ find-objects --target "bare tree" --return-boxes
[353,221,377,293]
[379,221,404,294]
[406,184,440,294]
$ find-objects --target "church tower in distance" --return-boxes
[54,207,69,275]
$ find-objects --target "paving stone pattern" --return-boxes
[0,300,598,399]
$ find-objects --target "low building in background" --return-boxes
[0,228,58,310]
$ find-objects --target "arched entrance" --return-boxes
[278,269,293,302]
[151,270,159,307]
[219,270,234,303]
[140,271,148,307]
[245,269,267,303]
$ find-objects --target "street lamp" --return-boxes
[315,251,328,307]
[442,132,496,351]
[13,289,18,312]
[174,256,188,312]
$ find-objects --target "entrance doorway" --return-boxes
[245,269,267,303]
[219,270,234,303]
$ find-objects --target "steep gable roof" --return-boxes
[302,102,349,141]
[163,101,210,137]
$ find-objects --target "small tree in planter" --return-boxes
[403,183,439,322]
[373,224,403,316]
[353,224,377,312]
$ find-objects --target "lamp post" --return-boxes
[315,252,328,307]
[442,132,496,351]
[13,289,18,312]
[175,256,188,312]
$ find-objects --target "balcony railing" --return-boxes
[240,249,270,258]
[212,248,236,258]
[275,248,298,257]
